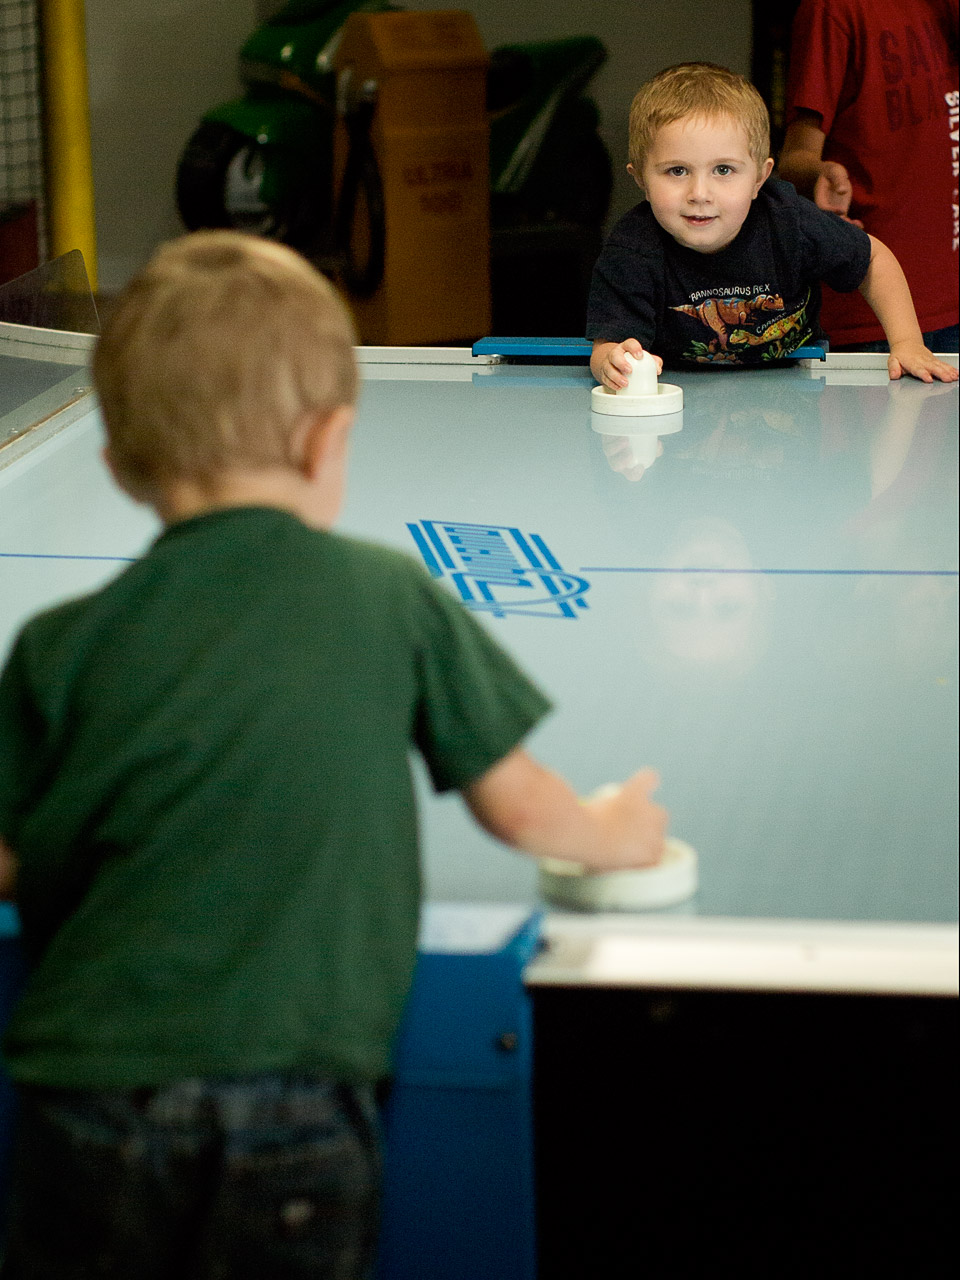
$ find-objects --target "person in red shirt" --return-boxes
[779,0,959,351]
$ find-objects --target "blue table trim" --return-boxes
[472,336,828,361]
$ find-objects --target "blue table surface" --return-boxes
[1,355,957,927]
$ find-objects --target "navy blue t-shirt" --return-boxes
[586,177,872,365]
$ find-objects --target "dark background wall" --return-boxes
[88,1,753,291]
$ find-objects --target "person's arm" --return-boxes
[0,836,17,901]
[778,112,861,225]
[859,237,960,384]
[590,339,663,391]
[463,747,667,870]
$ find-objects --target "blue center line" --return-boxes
[0,552,136,562]
[3,553,956,578]
[580,566,959,577]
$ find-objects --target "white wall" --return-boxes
[85,0,257,291]
[85,1,752,290]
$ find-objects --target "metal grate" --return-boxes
[0,0,45,245]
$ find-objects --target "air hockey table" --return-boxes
[1,320,958,1278]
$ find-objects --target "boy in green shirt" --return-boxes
[0,232,667,1279]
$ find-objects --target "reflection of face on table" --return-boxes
[646,519,773,677]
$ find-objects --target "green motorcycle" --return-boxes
[176,0,612,303]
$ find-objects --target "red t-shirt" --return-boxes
[786,0,959,345]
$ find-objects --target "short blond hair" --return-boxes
[93,231,357,496]
[629,63,771,174]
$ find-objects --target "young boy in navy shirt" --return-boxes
[588,62,958,387]
[0,232,667,1279]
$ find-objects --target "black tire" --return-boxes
[176,121,248,232]
[332,106,386,297]
[176,121,330,251]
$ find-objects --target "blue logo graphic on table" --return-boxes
[407,520,590,619]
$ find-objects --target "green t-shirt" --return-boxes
[0,507,550,1088]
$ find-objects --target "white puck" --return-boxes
[538,837,699,912]
[590,382,684,416]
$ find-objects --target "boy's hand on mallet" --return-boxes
[887,343,959,384]
[591,339,663,391]
[578,769,668,870]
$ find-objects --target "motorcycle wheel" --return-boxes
[176,121,327,251]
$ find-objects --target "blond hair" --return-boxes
[629,63,771,174]
[93,231,357,497]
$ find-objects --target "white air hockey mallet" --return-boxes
[538,784,699,911]
[590,349,683,417]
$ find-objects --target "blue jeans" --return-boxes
[0,1072,381,1280]
[831,323,960,354]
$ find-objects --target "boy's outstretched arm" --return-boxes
[858,237,959,384]
[464,748,667,871]
[0,836,17,901]
[591,339,663,391]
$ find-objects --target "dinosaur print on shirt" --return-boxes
[670,290,814,364]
